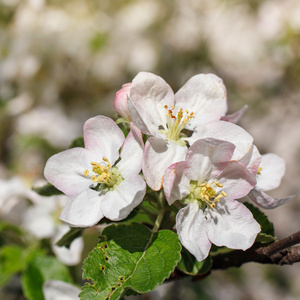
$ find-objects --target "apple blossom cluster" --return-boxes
[44,72,294,262]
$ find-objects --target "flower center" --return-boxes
[160,105,195,143]
[84,157,123,189]
[186,180,227,209]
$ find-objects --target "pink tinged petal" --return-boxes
[238,145,261,176]
[117,123,144,178]
[43,280,80,300]
[221,105,248,123]
[101,175,146,221]
[206,200,261,250]
[256,153,286,191]
[114,83,132,121]
[163,162,190,205]
[127,97,153,135]
[176,202,212,262]
[216,161,257,201]
[129,72,175,135]
[248,188,295,209]
[143,137,187,191]
[185,138,235,181]
[44,148,94,197]
[84,115,124,164]
[175,74,227,129]
[59,189,104,227]
[190,121,253,160]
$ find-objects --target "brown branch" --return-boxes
[168,231,300,282]
[212,230,300,270]
[257,230,300,256]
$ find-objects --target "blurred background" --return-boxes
[0,0,300,299]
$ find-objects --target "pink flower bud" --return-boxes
[114,83,132,121]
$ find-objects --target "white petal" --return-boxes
[190,121,253,160]
[216,161,257,201]
[44,148,94,197]
[23,205,55,239]
[238,145,261,175]
[175,74,227,128]
[176,202,212,262]
[52,225,84,266]
[84,115,124,164]
[256,153,286,191]
[43,280,80,300]
[142,137,187,190]
[117,123,144,178]
[206,200,260,250]
[129,72,175,135]
[248,188,295,209]
[221,105,248,123]
[59,189,104,227]
[163,162,190,205]
[101,175,146,221]
[185,138,235,181]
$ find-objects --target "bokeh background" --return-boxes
[0,0,300,299]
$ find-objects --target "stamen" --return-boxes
[189,180,227,210]
[214,180,223,187]
[84,169,89,176]
[257,166,262,175]
[162,104,195,142]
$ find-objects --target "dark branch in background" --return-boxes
[212,230,300,269]
[168,230,300,282]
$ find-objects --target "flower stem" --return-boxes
[152,190,166,232]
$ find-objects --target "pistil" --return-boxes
[187,180,227,209]
[162,105,195,142]
[84,157,122,188]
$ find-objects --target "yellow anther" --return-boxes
[257,166,262,175]
[91,161,98,166]
[185,110,189,114]
[171,105,175,110]
[164,105,168,109]
[222,191,227,197]
[102,157,109,162]
[215,194,223,201]
[84,169,89,176]
[211,203,216,208]
[214,180,223,188]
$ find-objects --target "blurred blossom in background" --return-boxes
[0,0,300,299]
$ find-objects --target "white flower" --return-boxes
[128,72,253,190]
[43,280,80,300]
[0,176,30,225]
[248,153,295,209]
[22,194,84,266]
[163,138,260,262]
[44,116,146,227]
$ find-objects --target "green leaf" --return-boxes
[177,247,212,276]
[32,183,63,196]
[55,227,84,248]
[0,245,26,286]
[80,223,181,300]
[69,136,84,148]
[0,246,45,287]
[21,255,73,300]
[244,202,276,243]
